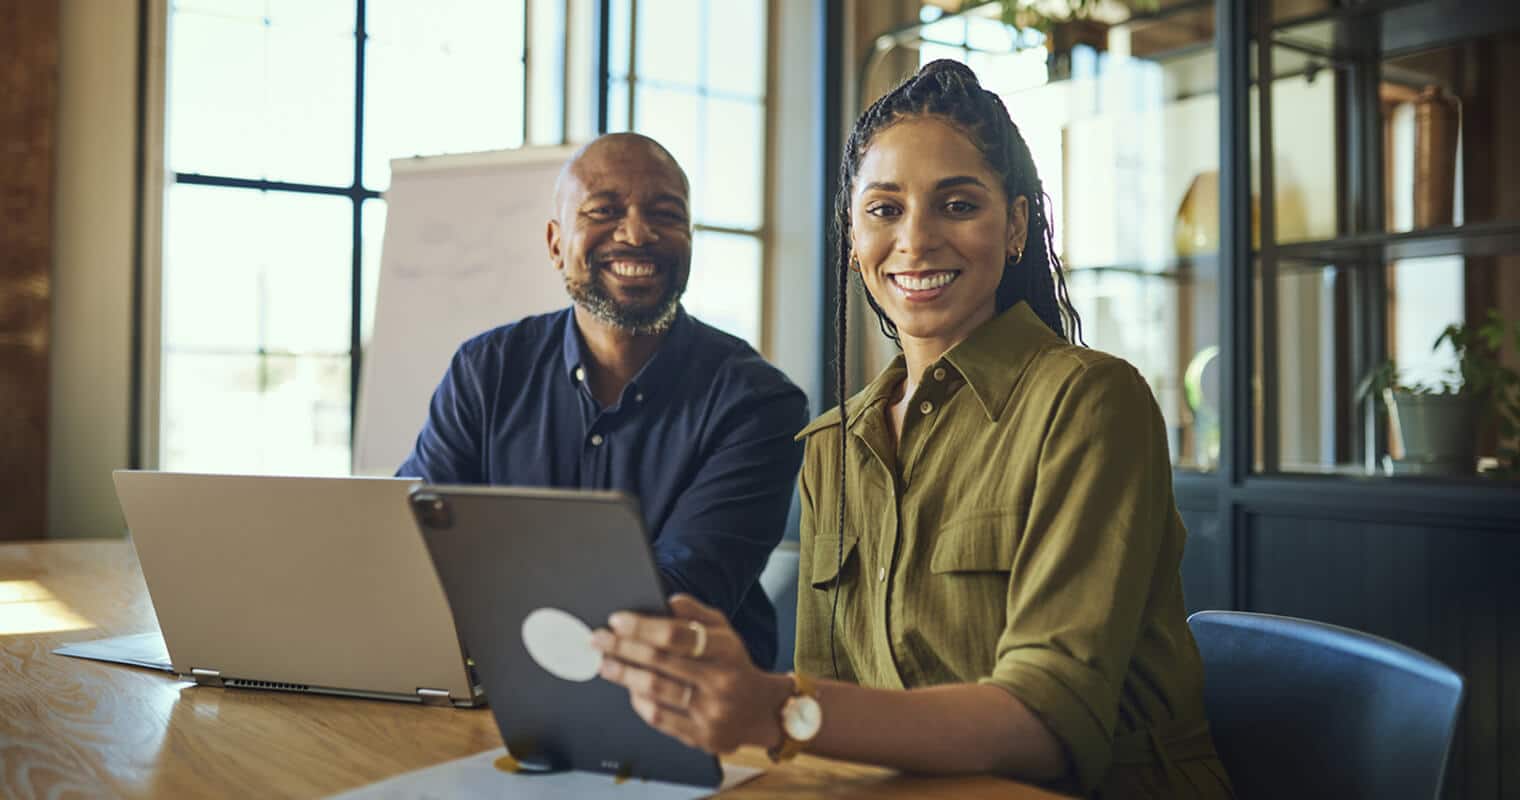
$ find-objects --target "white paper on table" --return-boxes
[327,748,764,800]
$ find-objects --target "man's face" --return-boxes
[547,141,692,335]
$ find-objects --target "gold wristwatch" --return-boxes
[767,671,822,763]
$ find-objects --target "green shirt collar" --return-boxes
[797,301,1064,439]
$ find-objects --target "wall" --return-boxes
[765,0,827,411]
[1,0,60,540]
[48,0,139,538]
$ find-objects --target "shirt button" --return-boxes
[919,400,934,415]
[574,367,586,382]
[635,392,644,403]
[877,566,886,583]
[932,367,946,381]
[589,434,604,446]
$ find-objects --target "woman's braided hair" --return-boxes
[825,59,1083,678]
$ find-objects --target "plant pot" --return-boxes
[1382,390,1477,476]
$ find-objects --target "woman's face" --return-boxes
[850,116,1026,350]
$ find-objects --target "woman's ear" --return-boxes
[1007,195,1030,261]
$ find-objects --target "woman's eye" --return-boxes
[866,204,900,218]
[945,200,978,214]
[586,206,618,218]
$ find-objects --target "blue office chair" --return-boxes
[758,541,800,672]
[1188,610,1464,800]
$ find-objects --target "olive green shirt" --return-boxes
[794,302,1231,798]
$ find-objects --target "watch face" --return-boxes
[783,695,823,742]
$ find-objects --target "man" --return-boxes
[398,133,807,669]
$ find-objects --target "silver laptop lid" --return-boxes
[112,471,474,704]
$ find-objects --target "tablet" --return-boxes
[410,485,723,788]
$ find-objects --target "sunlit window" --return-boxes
[606,0,769,347]
[161,0,528,475]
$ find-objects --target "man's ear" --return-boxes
[1007,195,1030,260]
[546,219,564,271]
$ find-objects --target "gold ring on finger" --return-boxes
[687,621,708,660]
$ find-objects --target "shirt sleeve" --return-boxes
[650,369,808,639]
[977,357,1174,793]
[396,345,485,483]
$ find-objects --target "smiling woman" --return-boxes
[594,60,1236,799]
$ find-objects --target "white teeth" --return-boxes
[892,272,957,291]
[608,260,656,277]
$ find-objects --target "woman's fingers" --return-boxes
[605,609,742,665]
[667,593,727,626]
[629,693,704,750]
[599,655,697,711]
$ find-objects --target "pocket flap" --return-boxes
[808,535,860,588]
[930,510,1020,574]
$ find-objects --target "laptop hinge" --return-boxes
[191,668,224,687]
[417,688,452,707]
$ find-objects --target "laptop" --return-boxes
[108,470,482,707]
[409,484,724,788]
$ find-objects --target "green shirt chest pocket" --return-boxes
[929,509,1022,575]
[808,533,860,590]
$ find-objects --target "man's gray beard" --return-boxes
[564,272,683,336]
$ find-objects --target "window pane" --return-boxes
[261,195,354,354]
[700,98,763,230]
[686,231,761,346]
[364,0,526,190]
[1262,255,1475,477]
[633,85,702,206]
[635,0,702,88]
[607,78,631,132]
[162,184,262,352]
[704,0,764,99]
[163,184,351,356]
[160,352,351,476]
[609,0,631,78]
[168,8,354,185]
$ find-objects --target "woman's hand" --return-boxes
[592,594,792,755]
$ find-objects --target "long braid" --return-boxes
[829,137,851,679]
[824,59,1086,678]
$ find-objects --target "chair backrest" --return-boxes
[1188,610,1464,800]
[758,541,800,672]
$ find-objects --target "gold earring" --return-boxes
[849,255,862,273]
[1013,246,1024,264]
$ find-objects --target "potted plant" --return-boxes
[1360,310,1520,477]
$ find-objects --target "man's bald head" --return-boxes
[553,133,690,216]
[545,133,694,336]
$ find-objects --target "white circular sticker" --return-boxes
[520,607,600,682]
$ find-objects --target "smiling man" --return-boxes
[398,133,807,669]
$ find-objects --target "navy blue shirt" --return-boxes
[398,306,807,668]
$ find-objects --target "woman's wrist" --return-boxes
[746,672,797,751]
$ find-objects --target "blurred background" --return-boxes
[3,2,1519,794]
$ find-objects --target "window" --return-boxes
[605,0,769,347]
[901,4,1223,471]
[157,0,770,475]
[160,0,529,475]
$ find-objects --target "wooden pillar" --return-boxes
[0,0,59,540]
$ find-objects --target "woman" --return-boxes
[592,60,1234,798]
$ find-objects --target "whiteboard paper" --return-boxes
[354,147,579,476]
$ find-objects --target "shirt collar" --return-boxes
[943,300,1064,422]
[795,301,1063,439]
[561,305,695,400]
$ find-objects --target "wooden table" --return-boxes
[0,540,1064,799]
